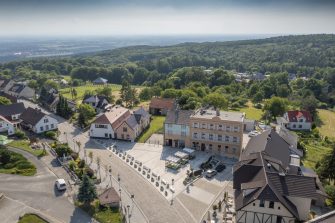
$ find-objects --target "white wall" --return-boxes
[34,115,58,133]
[90,124,114,138]
[0,120,15,135]
[236,199,295,223]
[287,122,311,130]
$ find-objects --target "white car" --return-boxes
[55,179,67,191]
[206,169,217,178]
[248,131,259,137]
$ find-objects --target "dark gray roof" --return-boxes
[125,114,138,130]
[20,107,47,125]
[93,77,108,83]
[9,83,25,93]
[234,152,319,220]
[0,102,26,118]
[242,129,291,168]
[165,109,193,125]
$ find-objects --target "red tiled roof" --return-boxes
[287,110,312,123]
[149,98,175,110]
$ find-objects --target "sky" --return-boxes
[0,0,334,36]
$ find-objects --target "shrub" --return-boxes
[15,129,27,139]
[17,161,34,170]
[71,152,79,160]
[0,149,11,164]
[4,163,15,169]
[55,144,72,157]
[45,131,56,139]
[84,166,95,178]
[78,159,86,168]
[254,103,262,109]
[69,160,76,171]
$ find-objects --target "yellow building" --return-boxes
[188,109,245,158]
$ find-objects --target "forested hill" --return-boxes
[87,34,335,73]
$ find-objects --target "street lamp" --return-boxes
[118,173,121,189]
[127,205,130,223]
[109,166,112,187]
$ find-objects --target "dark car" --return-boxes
[215,164,226,173]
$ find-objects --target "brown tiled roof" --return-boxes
[149,98,175,110]
[165,109,193,125]
[93,106,131,130]
[20,107,46,126]
[98,187,120,205]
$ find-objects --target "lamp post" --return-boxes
[118,173,121,189]
[109,166,112,187]
[127,205,130,223]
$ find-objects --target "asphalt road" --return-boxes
[0,148,92,223]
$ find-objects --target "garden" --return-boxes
[18,214,48,223]
[0,146,36,176]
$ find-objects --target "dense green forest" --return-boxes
[1,34,335,111]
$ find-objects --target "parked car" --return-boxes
[248,130,259,137]
[206,169,217,178]
[55,179,66,191]
[215,164,226,172]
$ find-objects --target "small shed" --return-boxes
[98,187,120,208]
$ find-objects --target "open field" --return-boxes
[137,115,165,143]
[231,101,263,120]
[8,140,46,157]
[18,214,48,223]
[317,109,335,139]
[59,84,143,103]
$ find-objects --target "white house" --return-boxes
[89,106,129,138]
[82,95,110,113]
[278,110,312,131]
[0,102,26,128]
[5,83,35,99]
[0,115,15,135]
[20,107,58,134]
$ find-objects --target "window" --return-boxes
[209,134,213,140]
[233,137,237,143]
[234,126,239,132]
[168,124,173,128]
[278,206,281,210]
[299,119,304,122]
[51,124,54,129]
[123,127,127,132]
[209,144,212,150]
[46,125,49,130]
[194,123,198,128]
[225,146,229,153]
[232,148,237,154]
[202,123,206,129]
[181,131,186,136]
[253,203,255,206]
[293,124,296,128]
[201,133,206,139]
[193,133,198,139]
[167,130,172,135]
[276,216,282,223]
[210,124,214,129]
[181,125,186,129]
[95,124,107,129]
[218,125,223,130]
[44,119,49,123]
[259,200,265,207]
[40,126,44,131]
[226,126,230,132]
[225,136,230,142]
[299,125,302,128]
[127,134,130,139]
[105,133,108,138]
[218,135,222,141]
[269,201,274,209]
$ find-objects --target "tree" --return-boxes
[55,144,71,158]
[263,97,287,118]
[252,92,264,104]
[77,174,97,206]
[301,95,319,117]
[139,87,152,101]
[203,93,228,110]
[0,96,11,105]
[96,86,115,103]
[120,80,138,107]
[325,185,335,205]
[77,104,96,128]
[317,144,335,182]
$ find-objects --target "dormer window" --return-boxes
[259,200,265,207]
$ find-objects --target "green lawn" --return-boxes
[78,202,121,223]
[317,109,335,139]
[8,140,46,157]
[18,214,48,223]
[0,148,37,176]
[137,116,166,143]
[59,84,123,103]
[302,142,332,170]
[230,101,263,120]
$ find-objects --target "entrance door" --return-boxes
[201,143,206,151]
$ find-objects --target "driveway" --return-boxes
[0,148,92,223]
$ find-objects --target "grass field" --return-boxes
[59,84,143,104]
[230,101,263,120]
[18,214,48,223]
[302,142,332,170]
[137,116,166,143]
[317,109,335,139]
[8,140,46,157]
[0,148,37,176]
